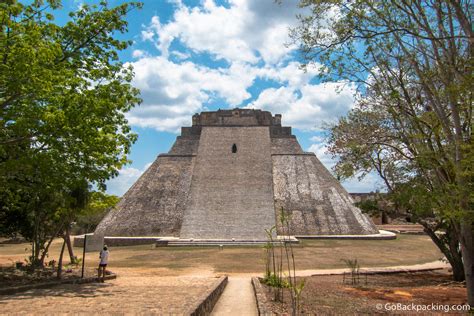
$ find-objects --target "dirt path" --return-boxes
[225,260,449,278]
[211,276,257,316]
[296,260,450,276]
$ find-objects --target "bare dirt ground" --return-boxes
[260,271,469,315]
[0,235,451,315]
[0,267,222,315]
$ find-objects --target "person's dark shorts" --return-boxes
[99,263,107,267]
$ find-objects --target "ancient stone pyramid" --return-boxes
[95,109,378,240]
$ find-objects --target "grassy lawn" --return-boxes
[0,234,443,275]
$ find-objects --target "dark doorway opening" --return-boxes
[232,144,237,153]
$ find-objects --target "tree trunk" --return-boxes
[423,224,465,281]
[57,238,66,279]
[39,222,65,266]
[34,239,43,268]
[39,234,57,266]
[460,221,473,306]
[65,227,75,263]
[448,238,465,282]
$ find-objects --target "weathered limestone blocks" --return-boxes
[94,108,378,239]
[95,156,195,236]
[180,127,276,239]
[272,155,377,235]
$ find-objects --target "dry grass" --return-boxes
[0,235,442,275]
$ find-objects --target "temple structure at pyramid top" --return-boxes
[94,108,379,240]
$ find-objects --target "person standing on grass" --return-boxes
[98,245,109,282]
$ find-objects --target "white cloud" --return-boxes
[249,82,356,130]
[127,1,356,133]
[171,50,190,60]
[132,49,148,59]
[106,163,152,197]
[128,54,353,132]
[308,141,335,170]
[310,135,325,143]
[126,57,259,132]
[258,61,320,88]
[144,0,303,65]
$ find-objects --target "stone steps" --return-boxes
[157,237,299,247]
[179,127,276,240]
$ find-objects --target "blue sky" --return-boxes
[62,0,382,195]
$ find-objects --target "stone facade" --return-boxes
[95,108,378,238]
[180,126,276,239]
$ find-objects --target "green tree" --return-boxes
[291,0,473,305]
[0,0,142,266]
[73,191,120,235]
[326,98,465,281]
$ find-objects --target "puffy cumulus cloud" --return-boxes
[106,163,152,197]
[126,57,257,132]
[258,61,320,88]
[132,49,148,59]
[128,1,355,133]
[249,82,356,130]
[144,0,303,64]
[127,53,349,132]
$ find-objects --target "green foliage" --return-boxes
[355,199,380,215]
[0,0,141,265]
[263,209,305,315]
[292,0,473,302]
[0,0,142,190]
[262,273,290,288]
[72,191,119,234]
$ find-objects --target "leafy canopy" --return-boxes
[0,0,142,193]
[0,0,141,263]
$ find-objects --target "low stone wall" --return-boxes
[295,230,397,240]
[0,274,117,295]
[190,276,228,316]
[73,236,158,247]
[251,277,274,316]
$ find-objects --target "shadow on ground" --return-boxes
[0,282,114,301]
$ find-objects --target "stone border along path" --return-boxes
[0,274,228,315]
[211,260,449,316]
[0,274,117,295]
[191,276,228,315]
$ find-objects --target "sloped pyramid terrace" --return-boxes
[94,109,379,242]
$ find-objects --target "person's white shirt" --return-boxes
[100,249,109,265]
